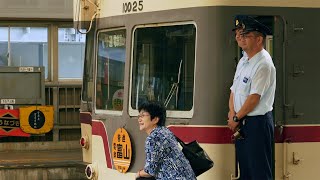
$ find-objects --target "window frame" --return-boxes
[94,27,127,115]
[128,21,197,118]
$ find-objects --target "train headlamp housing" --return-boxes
[85,163,98,179]
[80,135,89,149]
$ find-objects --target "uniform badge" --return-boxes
[243,77,248,83]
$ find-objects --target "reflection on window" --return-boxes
[58,28,86,79]
[0,27,48,78]
[131,24,195,111]
[96,29,126,111]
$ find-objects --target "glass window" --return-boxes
[0,27,8,66]
[58,27,86,79]
[131,24,196,113]
[0,27,48,78]
[96,29,126,111]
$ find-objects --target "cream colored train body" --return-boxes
[74,0,320,179]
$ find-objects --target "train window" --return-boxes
[58,27,86,79]
[130,23,196,117]
[95,29,126,112]
[0,26,48,78]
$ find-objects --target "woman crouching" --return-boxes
[135,101,196,180]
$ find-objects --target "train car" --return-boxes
[74,0,320,179]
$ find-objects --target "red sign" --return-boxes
[0,109,30,137]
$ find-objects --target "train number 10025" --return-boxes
[123,0,143,13]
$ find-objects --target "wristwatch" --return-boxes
[233,115,240,122]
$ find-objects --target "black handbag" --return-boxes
[175,136,214,177]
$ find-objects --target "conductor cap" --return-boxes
[232,15,271,36]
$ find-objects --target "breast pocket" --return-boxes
[239,77,251,96]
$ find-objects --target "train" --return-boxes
[74,0,320,179]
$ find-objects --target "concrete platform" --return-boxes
[0,148,87,180]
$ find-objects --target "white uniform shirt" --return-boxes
[230,49,276,116]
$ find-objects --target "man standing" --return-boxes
[227,16,276,180]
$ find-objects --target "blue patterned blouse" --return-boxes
[144,126,196,180]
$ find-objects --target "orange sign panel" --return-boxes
[19,106,54,134]
[112,128,132,173]
[0,109,30,137]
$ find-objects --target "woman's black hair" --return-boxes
[138,101,166,126]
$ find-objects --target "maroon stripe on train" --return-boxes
[92,121,113,168]
[80,112,92,125]
[168,126,234,144]
[275,126,320,143]
[169,126,320,144]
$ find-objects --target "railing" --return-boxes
[46,83,82,141]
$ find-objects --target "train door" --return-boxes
[280,11,320,180]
